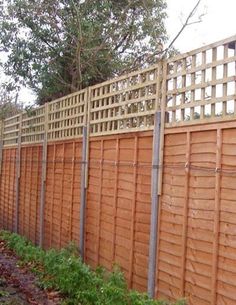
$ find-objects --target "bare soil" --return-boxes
[0,240,62,305]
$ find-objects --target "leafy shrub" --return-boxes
[0,231,185,305]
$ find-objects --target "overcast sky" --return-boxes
[4,0,236,104]
[166,0,236,52]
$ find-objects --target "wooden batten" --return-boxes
[128,136,138,288]
[211,128,222,305]
[180,131,191,296]
[111,138,119,263]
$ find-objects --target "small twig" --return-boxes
[164,0,202,54]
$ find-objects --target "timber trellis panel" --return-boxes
[0,35,236,305]
[89,64,161,135]
[1,36,236,144]
[1,65,162,146]
[165,36,236,126]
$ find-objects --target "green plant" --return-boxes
[0,289,9,297]
[0,0,168,104]
[0,231,185,305]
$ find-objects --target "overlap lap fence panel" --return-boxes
[0,35,236,305]
[43,140,83,250]
[18,145,42,244]
[86,132,153,291]
[156,123,236,305]
[0,148,17,231]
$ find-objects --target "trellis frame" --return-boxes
[0,35,236,145]
[165,35,236,127]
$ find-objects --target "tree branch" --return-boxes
[121,0,203,74]
[164,0,202,54]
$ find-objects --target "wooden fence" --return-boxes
[0,35,236,305]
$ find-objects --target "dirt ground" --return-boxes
[0,240,62,305]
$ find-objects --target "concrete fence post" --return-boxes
[0,120,3,217]
[147,111,161,298]
[79,87,90,260]
[15,114,22,233]
[85,87,91,189]
[39,103,49,247]
[0,120,3,176]
[79,125,88,260]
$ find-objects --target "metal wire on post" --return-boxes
[4,155,236,176]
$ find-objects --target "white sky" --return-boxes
[166,0,236,52]
[3,0,236,104]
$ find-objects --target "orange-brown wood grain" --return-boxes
[128,136,138,288]
[2,125,236,305]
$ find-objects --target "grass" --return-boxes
[0,231,185,305]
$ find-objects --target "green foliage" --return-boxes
[0,85,22,120]
[0,101,21,120]
[0,289,9,297]
[0,0,168,104]
[0,231,185,305]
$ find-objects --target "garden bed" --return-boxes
[0,231,185,305]
[0,237,61,305]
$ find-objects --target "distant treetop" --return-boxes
[0,0,168,104]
